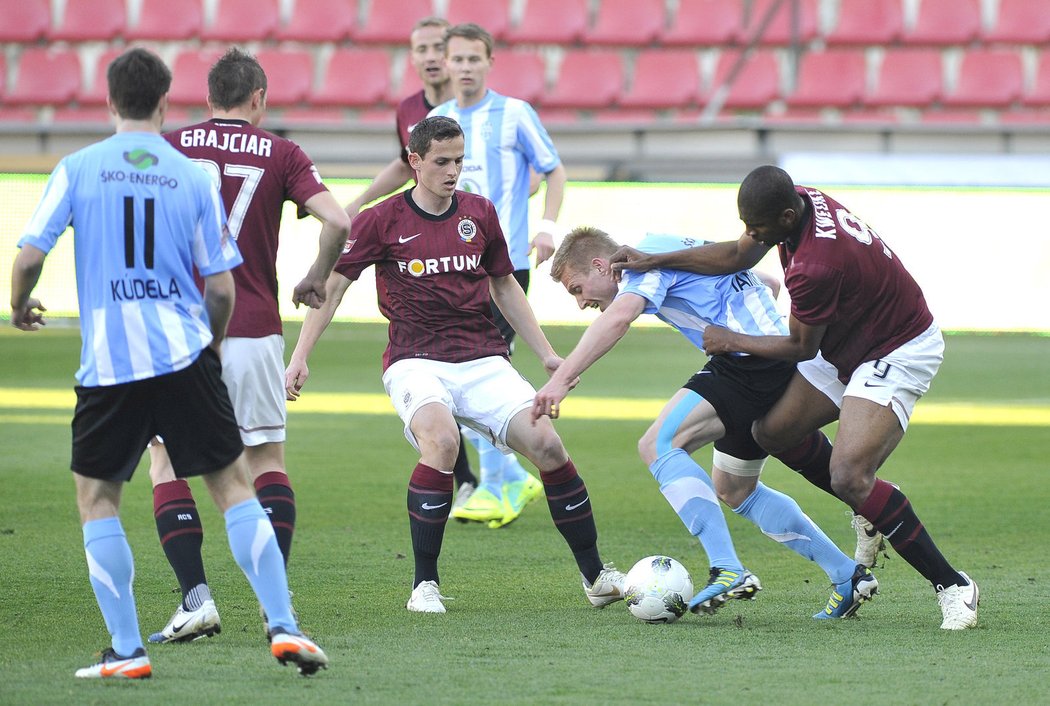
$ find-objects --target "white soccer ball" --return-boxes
[623,555,694,624]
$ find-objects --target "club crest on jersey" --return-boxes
[342,238,357,254]
[458,217,477,243]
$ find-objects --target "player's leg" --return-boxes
[146,438,219,644]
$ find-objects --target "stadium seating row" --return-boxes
[3,0,1050,47]
[5,44,1050,119]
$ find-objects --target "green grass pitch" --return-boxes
[1,322,1048,704]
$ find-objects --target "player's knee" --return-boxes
[829,465,873,508]
[752,418,791,454]
[524,427,567,468]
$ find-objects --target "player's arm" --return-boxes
[755,270,781,299]
[10,244,48,331]
[285,271,352,400]
[610,234,769,279]
[489,273,561,371]
[292,191,352,310]
[202,269,236,350]
[701,315,825,362]
[344,158,415,217]
[531,293,646,421]
[530,163,567,266]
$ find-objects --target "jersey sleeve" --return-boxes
[193,178,243,276]
[786,261,843,326]
[18,160,74,254]
[618,269,670,314]
[283,141,328,217]
[479,201,515,277]
[515,102,561,174]
[334,206,385,282]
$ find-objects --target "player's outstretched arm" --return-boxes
[293,191,352,310]
[10,244,47,331]
[344,159,415,217]
[532,293,646,422]
[202,270,236,350]
[610,234,768,278]
[285,271,352,400]
[702,316,825,362]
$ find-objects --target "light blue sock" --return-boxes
[225,499,296,634]
[462,427,503,495]
[500,450,529,484]
[83,517,142,657]
[734,482,856,584]
[649,448,742,572]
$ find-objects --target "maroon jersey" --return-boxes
[336,189,515,370]
[165,119,328,337]
[780,186,934,381]
[395,90,435,164]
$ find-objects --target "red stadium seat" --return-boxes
[903,0,981,46]
[983,0,1050,45]
[743,0,819,46]
[707,50,781,110]
[201,0,279,42]
[660,0,744,47]
[619,50,701,109]
[276,0,357,43]
[355,0,432,44]
[585,0,666,47]
[866,49,942,107]
[445,0,510,41]
[50,0,125,42]
[131,0,204,41]
[1021,51,1050,107]
[785,49,866,109]
[942,49,1023,109]
[169,49,225,108]
[77,48,125,107]
[826,0,903,46]
[542,50,623,110]
[487,50,547,105]
[0,0,51,42]
[312,49,391,107]
[255,49,314,107]
[6,48,81,106]
[506,0,588,45]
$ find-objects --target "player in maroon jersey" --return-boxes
[284,116,625,613]
[609,165,978,630]
[145,48,351,643]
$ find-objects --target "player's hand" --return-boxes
[607,246,651,282]
[530,231,556,266]
[291,276,327,310]
[10,299,46,331]
[284,359,310,401]
[700,324,735,356]
[532,380,570,423]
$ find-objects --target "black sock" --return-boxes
[254,471,296,565]
[859,478,963,588]
[452,433,478,487]
[407,463,454,587]
[541,459,603,584]
[153,479,207,604]
[775,430,836,497]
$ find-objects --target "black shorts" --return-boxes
[682,355,796,460]
[71,347,244,482]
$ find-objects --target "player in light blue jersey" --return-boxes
[533,226,878,620]
[429,24,567,528]
[10,48,327,679]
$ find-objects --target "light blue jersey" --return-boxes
[19,132,242,387]
[429,90,560,271]
[619,234,787,353]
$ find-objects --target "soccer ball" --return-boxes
[623,555,694,624]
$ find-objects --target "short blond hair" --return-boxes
[550,226,619,281]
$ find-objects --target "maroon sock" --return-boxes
[254,471,296,565]
[153,479,207,603]
[541,459,603,584]
[775,430,835,498]
[407,463,454,587]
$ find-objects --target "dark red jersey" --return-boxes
[165,118,328,337]
[780,186,934,381]
[395,90,435,164]
[336,189,515,370]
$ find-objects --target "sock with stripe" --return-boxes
[254,471,296,565]
[734,482,856,583]
[775,430,836,498]
[649,448,743,573]
[224,498,296,634]
[153,479,208,608]
[859,478,964,588]
[407,463,454,587]
[540,459,603,584]
[83,516,143,657]
[500,450,530,484]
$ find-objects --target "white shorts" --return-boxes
[382,356,536,453]
[220,334,287,446]
[797,323,943,431]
